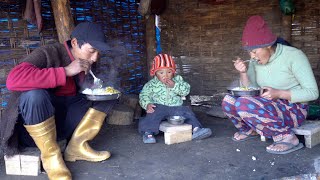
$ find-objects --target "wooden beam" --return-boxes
[50,0,74,43]
[145,15,156,80]
[281,15,292,43]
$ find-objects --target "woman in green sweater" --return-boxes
[222,15,319,154]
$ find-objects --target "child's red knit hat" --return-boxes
[150,53,176,76]
[242,15,277,51]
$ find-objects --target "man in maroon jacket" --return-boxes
[4,22,116,180]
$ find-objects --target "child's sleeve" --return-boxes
[139,83,153,110]
[172,75,190,96]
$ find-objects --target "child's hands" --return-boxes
[146,104,156,113]
[164,78,175,88]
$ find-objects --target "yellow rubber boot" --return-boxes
[64,108,111,162]
[24,117,72,180]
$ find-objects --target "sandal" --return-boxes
[266,141,304,154]
[232,131,259,142]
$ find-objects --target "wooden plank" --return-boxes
[145,15,155,80]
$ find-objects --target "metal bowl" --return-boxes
[227,87,261,97]
[84,93,121,101]
[167,116,186,125]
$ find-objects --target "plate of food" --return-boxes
[227,86,261,97]
[81,86,121,101]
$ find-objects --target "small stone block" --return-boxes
[164,130,192,145]
[108,104,134,125]
[4,155,21,175]
[20,158,41,176]
[304,131,320,148]
[120,94,139,110]
[159,121,192,133]
[4,147,41,176]
[292,121,320,135]
[292,121,320,148]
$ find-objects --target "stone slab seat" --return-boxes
[159,121,192,145]
[4,140,67,176]
[4,147,41,176]
[292,120,320,148]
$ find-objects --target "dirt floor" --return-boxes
[1,109,320,180]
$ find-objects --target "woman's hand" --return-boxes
[261,87,291,101]
[261,87,281,100]
[233,57,247,73]
[146,104,156,113]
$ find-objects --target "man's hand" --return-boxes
[146,104,156,113]
[64,59,91,77]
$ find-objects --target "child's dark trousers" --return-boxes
[138,104,202,134]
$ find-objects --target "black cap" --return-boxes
[71,22,110,52]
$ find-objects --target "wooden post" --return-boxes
[281,14,292,43]
[50,0,74,43]
[145,15,156,79]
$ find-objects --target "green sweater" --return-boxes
[139,75,190,110]
[247,44,319,103]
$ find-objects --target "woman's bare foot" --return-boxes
[233,130,258,141]
[266,134,299,152]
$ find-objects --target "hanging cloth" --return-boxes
[23,0,43,32]
[279,0,295,15]
[138,0,152,16]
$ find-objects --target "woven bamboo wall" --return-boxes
[69,0,147,94]
[0,0,147,112]
[292,0,320,79]
[160,0,320,96]
[0,0,57,112]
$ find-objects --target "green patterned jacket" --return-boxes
[139,75,190,110]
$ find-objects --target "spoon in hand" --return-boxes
[89,70,103,88]
[232,59,257,63]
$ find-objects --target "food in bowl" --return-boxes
[82,86,120,95]
[228,86,261,97]
[167,116,186,125]
[232,87,260,91]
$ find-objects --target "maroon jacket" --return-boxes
[6,42,79,96]
[1,41,82,155]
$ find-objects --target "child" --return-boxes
[138,53,212,144]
